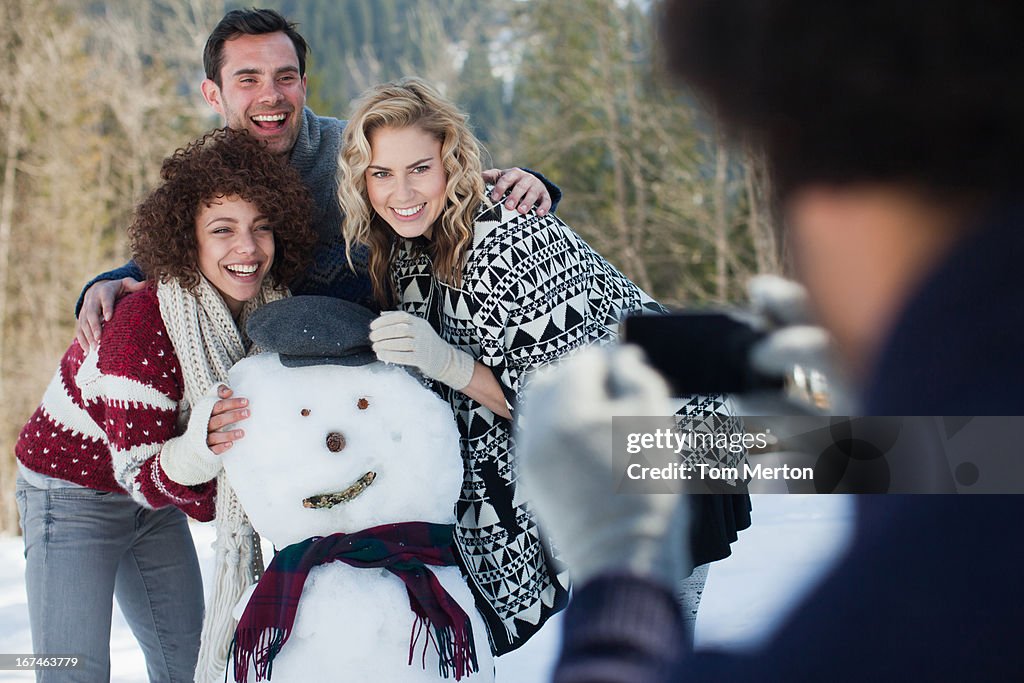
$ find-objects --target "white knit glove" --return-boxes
[517,345,691,589]
[161,385,223,486]
[747,274,855,412]
[747,275,831,374]
[370,311,476,390]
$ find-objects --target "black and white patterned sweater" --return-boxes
[392,201,664,654]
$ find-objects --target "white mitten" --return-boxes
[517,345,691,589]
[370,311,475,390]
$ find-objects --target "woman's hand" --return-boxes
[370,311,475,390]
[371,312,513,418]
[162,383,245,485]
[206,385,250,455]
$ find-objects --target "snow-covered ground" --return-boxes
[0,495,853,682]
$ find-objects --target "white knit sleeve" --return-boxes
[160,386,223,485]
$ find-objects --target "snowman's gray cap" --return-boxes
[246,296,378,367]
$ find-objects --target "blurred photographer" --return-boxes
[518,1,1024,680]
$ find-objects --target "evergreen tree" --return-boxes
[454,42,507,147]
[509,0,771,304]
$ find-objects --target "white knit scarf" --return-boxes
[156,275,287,683]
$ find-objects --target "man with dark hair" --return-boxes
[517,1,1024,680]
[203,8,309,91]
[75,8,559,349]
[200,8,310,157]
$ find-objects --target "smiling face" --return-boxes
[200,32,307,156]
[365,125,448,240]
[195,195,275,318]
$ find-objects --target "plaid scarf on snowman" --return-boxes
[231,521,478,682]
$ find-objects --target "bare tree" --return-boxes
[0,0,209,534]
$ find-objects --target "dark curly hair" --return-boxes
[129,127,316,292]
[203,8,308,86]
[660,0,1024,200]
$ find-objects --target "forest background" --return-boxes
[0,0,782,533]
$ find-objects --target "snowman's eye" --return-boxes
[357,398,369,410]
[301,409,311,417]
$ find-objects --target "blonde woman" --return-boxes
[338,77,681,654]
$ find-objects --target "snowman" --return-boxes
[220,296,493,683]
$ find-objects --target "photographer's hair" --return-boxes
[203,8,308,86]
[338,77,487,308]
[129,127,316,292]
[660,0,1024,202]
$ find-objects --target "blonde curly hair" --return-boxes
[338,77,488,307]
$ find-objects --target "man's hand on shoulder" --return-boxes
[484,167,552,216]
[76,277,146,353]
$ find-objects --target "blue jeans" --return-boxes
[15,477,203,683]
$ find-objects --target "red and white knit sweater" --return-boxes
[16,287,216,521]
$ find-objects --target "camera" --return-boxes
[622,310,786,395]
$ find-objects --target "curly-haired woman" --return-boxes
[338,78,749,655]
[14,127,315,682]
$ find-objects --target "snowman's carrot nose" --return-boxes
[326,431,346,452]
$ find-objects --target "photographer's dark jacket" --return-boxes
[393,200,663,654]
[864,200,1024,414]
[549,199,1024,682]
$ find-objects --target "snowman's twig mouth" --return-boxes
[302,472,377,509]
